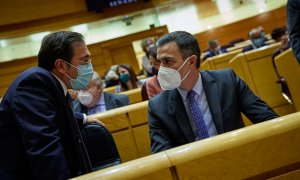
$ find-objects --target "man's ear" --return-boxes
[54,59,65,74]
[189,55,198,68]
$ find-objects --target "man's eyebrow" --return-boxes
[157,56,175,61]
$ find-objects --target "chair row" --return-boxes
[103,86,143,104]
[200,43,296,119]
[73,112,300,179]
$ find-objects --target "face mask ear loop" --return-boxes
[181,69,191,82]
[177,57,191,72]
[63,60,79,70]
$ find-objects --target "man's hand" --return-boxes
[87,116,105,126]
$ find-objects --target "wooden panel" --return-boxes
[133,125,151,157]
[0,1,154,39]
[195,7,286,52]
[127,101,149,126]
[71,152,173,180]
[120,88,142,104]
[110,44,139,74]
[112,131,140,162]
[200,49,240,70]
[103,86,117,93]
[275,49,300,111]
[269,169,300,180]
[89,108,129,132]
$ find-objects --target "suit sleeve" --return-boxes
[287,0,300,64]
[148,99,174,153]
[11,75,69,180]
[230,70,279,123]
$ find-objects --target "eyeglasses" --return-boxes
[73,58,92,65]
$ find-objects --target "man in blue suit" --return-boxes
[148,31,278,153]
[0,31,97,179]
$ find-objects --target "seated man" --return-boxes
[202,39,227,61]
[73,71,129,115]
[242,28,267,52]
[149,31,278,153]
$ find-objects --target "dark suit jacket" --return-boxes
[0,67,91,180]
[287,0,300,64]
[203,48,227,61]
[148,69,278,153]
[73,92,129,115]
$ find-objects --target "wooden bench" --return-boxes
[200,49,241,70]
[103,85,117,93]
[229,43,296,117]
[120,87,142,104]
[73,112,300,179]
[275,48,300,111]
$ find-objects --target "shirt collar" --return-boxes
[51,72,68,96]
[178,73,203,101]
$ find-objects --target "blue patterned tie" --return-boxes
[187,90,209,140]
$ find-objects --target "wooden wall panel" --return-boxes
[0,1,154,39]
[195,7,287,51]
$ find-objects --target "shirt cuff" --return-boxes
[83,113,88,124]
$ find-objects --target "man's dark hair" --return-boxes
[148,46,158,60]
[271,27,287,42]
[38,31,85,71]
[156,31,201,68]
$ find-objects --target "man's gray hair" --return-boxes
[92,71,104,89]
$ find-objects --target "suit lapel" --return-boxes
[201,71,224,134]
[168,90,195,142]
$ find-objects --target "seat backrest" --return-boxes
[275,48,300,111]
[200,49,240,70]
[81,124,121,171]
[229,43,296,116]
[120,87,142,104]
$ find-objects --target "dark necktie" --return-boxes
[66,93,92,174]
[187,90,209,140]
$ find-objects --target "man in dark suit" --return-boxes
[202,39,227,61]
[0,31,98,179]
[73,71,130,114]
[148,31,278,153]
[242,28,267,53]
[287,0,300,64]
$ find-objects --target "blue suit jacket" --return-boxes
[202,48,227,61]
[148,69,278,153]
[0,67,91,179]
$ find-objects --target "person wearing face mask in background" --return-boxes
[72,71,129,115]
[0,31,96,179]
[148,31,278,153]
[242,28,267,52]
[202,39,227,61]
[116,64,143,93]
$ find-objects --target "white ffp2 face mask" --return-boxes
[78,91,93,106]
[157,58,191,90]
